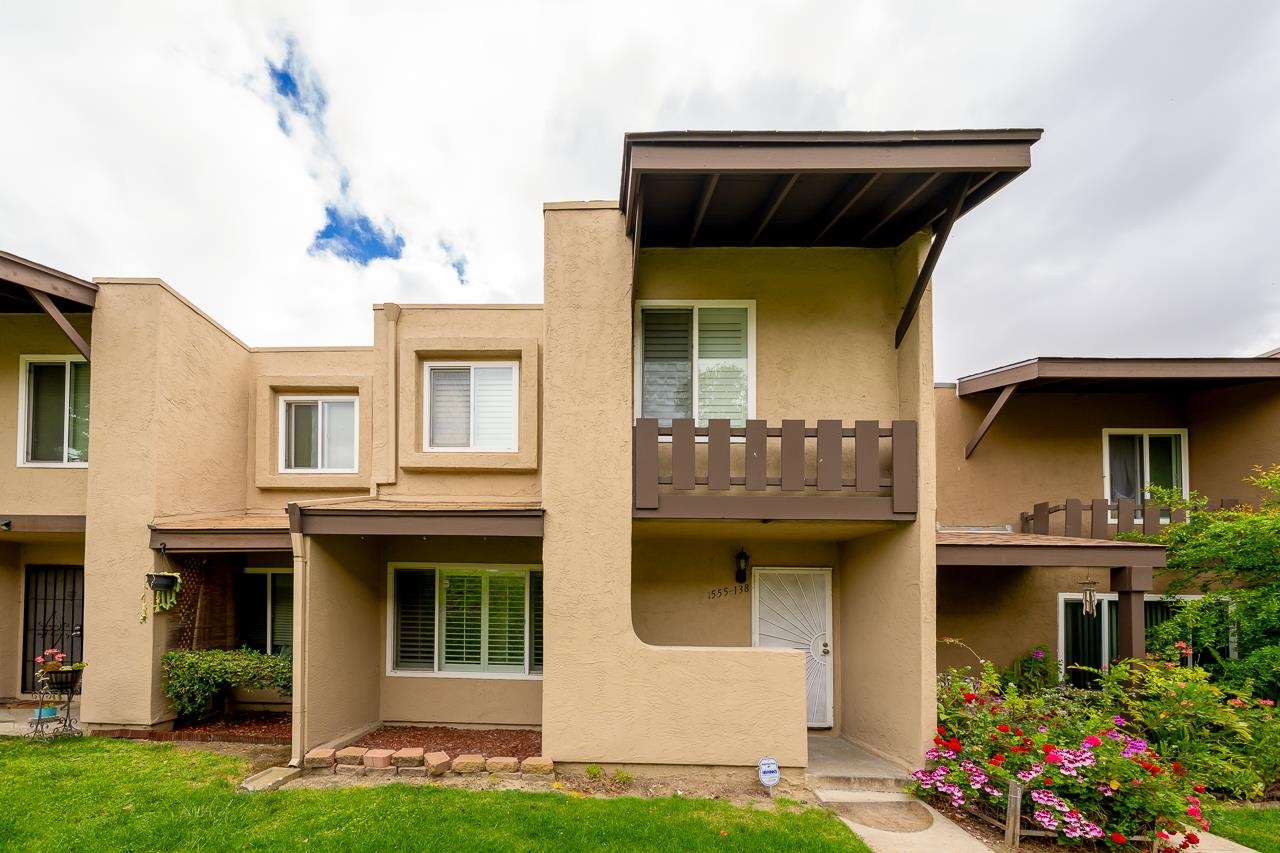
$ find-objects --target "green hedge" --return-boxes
[160,648,292,718]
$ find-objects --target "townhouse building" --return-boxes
[3,129,1049,774]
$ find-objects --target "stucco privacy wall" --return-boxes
[0,543,19,696]
[541,205,807,767]
[81,280,252,728]
[635,250,901,423]
[936,390,1188,530]
[0,314,93,515]
[837,234,936,769]
[1187,380,1280,505]
[295,534,381,753]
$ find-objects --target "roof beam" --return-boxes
[689,173,719,246]
[749,173,798,245]
[0,251,96,306]
[810,173,880,245]
[964,382,1018,459]
[856,173,941,246]
[26,286,91,360]
[895,175,972,348]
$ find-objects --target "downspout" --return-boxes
[375,303,402,497]
[287,502,307,767]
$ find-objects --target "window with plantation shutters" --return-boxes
[20,356,90,465]
[425,363,518,451]
[390,566,542,676]
[637,303,752,426]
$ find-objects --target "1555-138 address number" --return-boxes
[708,583,750,599]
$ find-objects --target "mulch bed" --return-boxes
[351,726,542,760]
[97,712,292,745]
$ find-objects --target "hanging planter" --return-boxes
[139,572,182,623]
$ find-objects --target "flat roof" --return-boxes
[936,530,1165,568]
[620,129,1041,249]
[956,357,1280,396]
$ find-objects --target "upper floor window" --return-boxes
[1103,429,1187,505]
[279,395,358,473]
[424,362,518,452]
[635,301,754,426]
[19,355,90,466]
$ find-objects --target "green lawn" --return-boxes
[0,738,871,852]
[1210,806,1280,853]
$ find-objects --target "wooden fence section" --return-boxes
[1020,498,1240,538]
[633,418,918,521]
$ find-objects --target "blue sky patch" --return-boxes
[267,38,327,133]
[311,206,404,265]
[439,240,469,285]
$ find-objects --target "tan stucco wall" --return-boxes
[0,542,20,696]
[936,390,1188,530]
[0,314,93,515]
[541,205,808,768]
[636,249,901,423]
[295,534,381,751]
[80,280,253,728]
[1187,380,1280,505]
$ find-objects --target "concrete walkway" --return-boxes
[819,789,991,853]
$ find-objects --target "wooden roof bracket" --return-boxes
[25,285,91,360]
[895,174,973,349]
[964,381,1018,459]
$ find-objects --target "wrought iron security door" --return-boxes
[21,565,84,694]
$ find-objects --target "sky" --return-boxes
[1,2,1277,380]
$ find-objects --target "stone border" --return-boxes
[305,746,554,780]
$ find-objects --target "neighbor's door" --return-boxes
[21,565,85,694]
[752,568,833,728]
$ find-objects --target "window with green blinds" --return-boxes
[1062,596,1193,687]
[23,358,90,464]
[393,567,541,675]
[639,304,751,426]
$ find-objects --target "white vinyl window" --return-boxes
[424,362,518,451]
[18,355,90,466]
[634,301,755,427]
[1102,429,1188,511]
[239,569,293,657]
[389,564,542,678]
[279,396,358,473]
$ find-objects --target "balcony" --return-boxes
[1020,497,1241,539]
[633,418,917,521]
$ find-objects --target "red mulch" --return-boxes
[98,712,292,745]
[351,726,542,760]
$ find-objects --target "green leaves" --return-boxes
[160,649,292,718]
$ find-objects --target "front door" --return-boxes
[21,565,85,694]
[752,568,833,728]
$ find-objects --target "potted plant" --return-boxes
[139,572,182,622]
[31,648,87,724]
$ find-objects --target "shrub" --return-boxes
[160,648,292,718]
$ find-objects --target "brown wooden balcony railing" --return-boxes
[1020,497,1240,539]
[633,418,917,521]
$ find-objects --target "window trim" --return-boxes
[16,354,90,468]
[632,300,757,424]
[422,361,520,453]
[1101,428,1190,522]
[386,562,542,680]
[244,567,294,656]
[277,394,360,474]
[1055,591,1206,675]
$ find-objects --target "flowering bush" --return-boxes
[912,661,1212,850]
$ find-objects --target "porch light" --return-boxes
[735,548,750,584]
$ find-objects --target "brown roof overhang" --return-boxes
[620,129,1041,249]
[957,357,1280,396]
[0,514,86,534]
[288,503,544,538]
[150,512,292,552]
[936,531,1165,568]
[0,249,97,313]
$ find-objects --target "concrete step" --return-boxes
[806,772,912,793]
[0,703,79,724]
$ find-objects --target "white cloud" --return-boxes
[1,1,1277,371]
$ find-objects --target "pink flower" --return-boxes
[34,657,44,664]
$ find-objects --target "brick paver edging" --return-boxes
[305,746,554,779]
[93,728,291,745]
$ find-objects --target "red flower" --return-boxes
[1110,832,1126,844]
[963,692,978,703]
[1011,746,1029,753]
[1043,776,1053,785]
[988,754,1006,766]
[947,738,962,752]
[1193,784,1206,793]
[1045,752,1063,764]
[937,725,946,735]
[1185,833,1199,845]
[996,724,1010,733]
[1014,728,1023,736]
[1042,743,1057,753]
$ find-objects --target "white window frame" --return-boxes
[277,395,359,474]
[422,362,520,453]
[1101,428,1190,521]
[16,354,90,468]
[244,567,294,656]
[386,562,542,680]
[632,300,757,424]
[1055,591,1205,674]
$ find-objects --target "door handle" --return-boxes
[821,642,830,656]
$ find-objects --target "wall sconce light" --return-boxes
[735,548,750,584]
[0,519,11,532]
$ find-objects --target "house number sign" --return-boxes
[707,582,749,600]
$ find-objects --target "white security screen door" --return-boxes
[752,568,833,728]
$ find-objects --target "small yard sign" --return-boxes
[758,756,780,792]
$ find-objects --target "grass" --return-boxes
[0,738,872,852]
[1209,806,1280,853]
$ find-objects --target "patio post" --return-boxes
[1110,565,1153,662]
